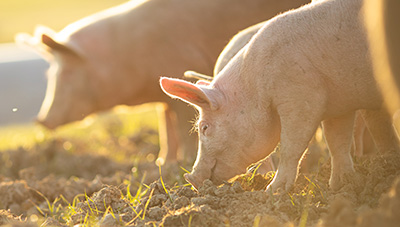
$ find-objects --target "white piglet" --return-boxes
[160,0,399,192]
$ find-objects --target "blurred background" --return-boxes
[0,0,126,43]
[0,0,160,150]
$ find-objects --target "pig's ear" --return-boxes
[35,25,81,57]
[196,80,211,86]
[160,77,219,110]
[15,25,79,59]
[36,27,80,57]
[41,34,66,51]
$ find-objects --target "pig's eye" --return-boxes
[200,123,209,135]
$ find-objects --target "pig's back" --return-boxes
[60,0,311,77]
[246,0,381,115]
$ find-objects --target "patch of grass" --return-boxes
[59,194,81,223]
[230,172,274,191]
[125,172,149,206]
[288,175,327,227]
[0,123,50,150]
[0,104,159,151]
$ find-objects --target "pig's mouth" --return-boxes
[36,112,89,130]
[209,160,222,184]
[184,173,199,189]
[184,159,218,190]
[36,118,58,130]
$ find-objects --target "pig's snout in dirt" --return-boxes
[184,168,214,190]
[184,173,200,189]
[184,159,245,189]
[184,157,218,189]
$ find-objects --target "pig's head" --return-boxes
[16,26,98,129]
[160,77,279,189]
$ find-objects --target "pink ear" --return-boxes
[41,34,80,57]
[33,26,80,57]
[33,25,64,51]
[160,77,212,109]
[41,34,62,49]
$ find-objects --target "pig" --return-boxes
[15,0,310,164]
[186,17,376,172]
[160,0,400,192]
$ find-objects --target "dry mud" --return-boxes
[0,130,400,226]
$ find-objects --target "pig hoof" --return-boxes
[155,157,165,166]
[265,182,292,194]
[329,171,356,191]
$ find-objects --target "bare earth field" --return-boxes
[0,124,399,227]
[4,1,399,226]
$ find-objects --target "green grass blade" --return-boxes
[142,188,155,220]
[159,165,173,203]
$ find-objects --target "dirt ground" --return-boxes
[0,128,400,226]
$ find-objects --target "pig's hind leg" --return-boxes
[322,112,356,191]
[156,104,180,165]
[360,109,400,153]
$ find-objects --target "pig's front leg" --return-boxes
[266,103,323,192]
[322,112,355,191]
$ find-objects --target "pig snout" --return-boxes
[184,173,201,189]
[184,157,217,189]
[36,109,68,129]
[184,171,219,190]
[36,116,58,130]
[36,110,76,130]
[184,158,245,189]
[184,167,214,190]
[36,98,91,130]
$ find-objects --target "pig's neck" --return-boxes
[214,55,281,164]
[215,49,265,110]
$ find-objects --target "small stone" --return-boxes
[41,217,65,227]
[8,203,21,215]
[174,196,190,209]
[191,197,208,206]
[231,182,244,193]
[99,213,122,227]
[215,184,231,197]
[198,179,217,195]
[148,206,165,221]
[177,186,197,198]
